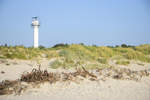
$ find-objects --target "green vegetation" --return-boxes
[97,57,108,64]
[137,63,145,66]
[116,60,130,65]
[50,59,62,69]
[0,45,59,60]
[0,44,150,69]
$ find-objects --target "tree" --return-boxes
[121,44,128,48]
[4,43,7,47]
[39,45,45,49]
[52,43,69,48]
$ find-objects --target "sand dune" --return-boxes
[0,59,150,100]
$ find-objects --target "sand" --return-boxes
[0,59,150,100]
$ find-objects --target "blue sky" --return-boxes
[0,0,150,47]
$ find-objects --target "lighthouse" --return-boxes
[31,17,40,48]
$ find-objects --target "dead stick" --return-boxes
[82,66,97,78]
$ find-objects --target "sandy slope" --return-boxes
[0,59,150,100]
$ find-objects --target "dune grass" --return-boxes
[0,44,150,69]
[116,60,130,65]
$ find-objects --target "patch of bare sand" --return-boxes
[0,78,150,100]
[0,59,150,100]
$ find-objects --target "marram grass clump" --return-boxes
[116,60,130,65]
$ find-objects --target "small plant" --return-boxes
[50,60,62,69]
[116,60,130,65]
[85,64,99,69]
[137,63,144,66]
[97,58,108,64]
[6,63,10,66]
[111,55,124,60]
[0,56,5,59]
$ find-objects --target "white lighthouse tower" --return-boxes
[31,17,40,48]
